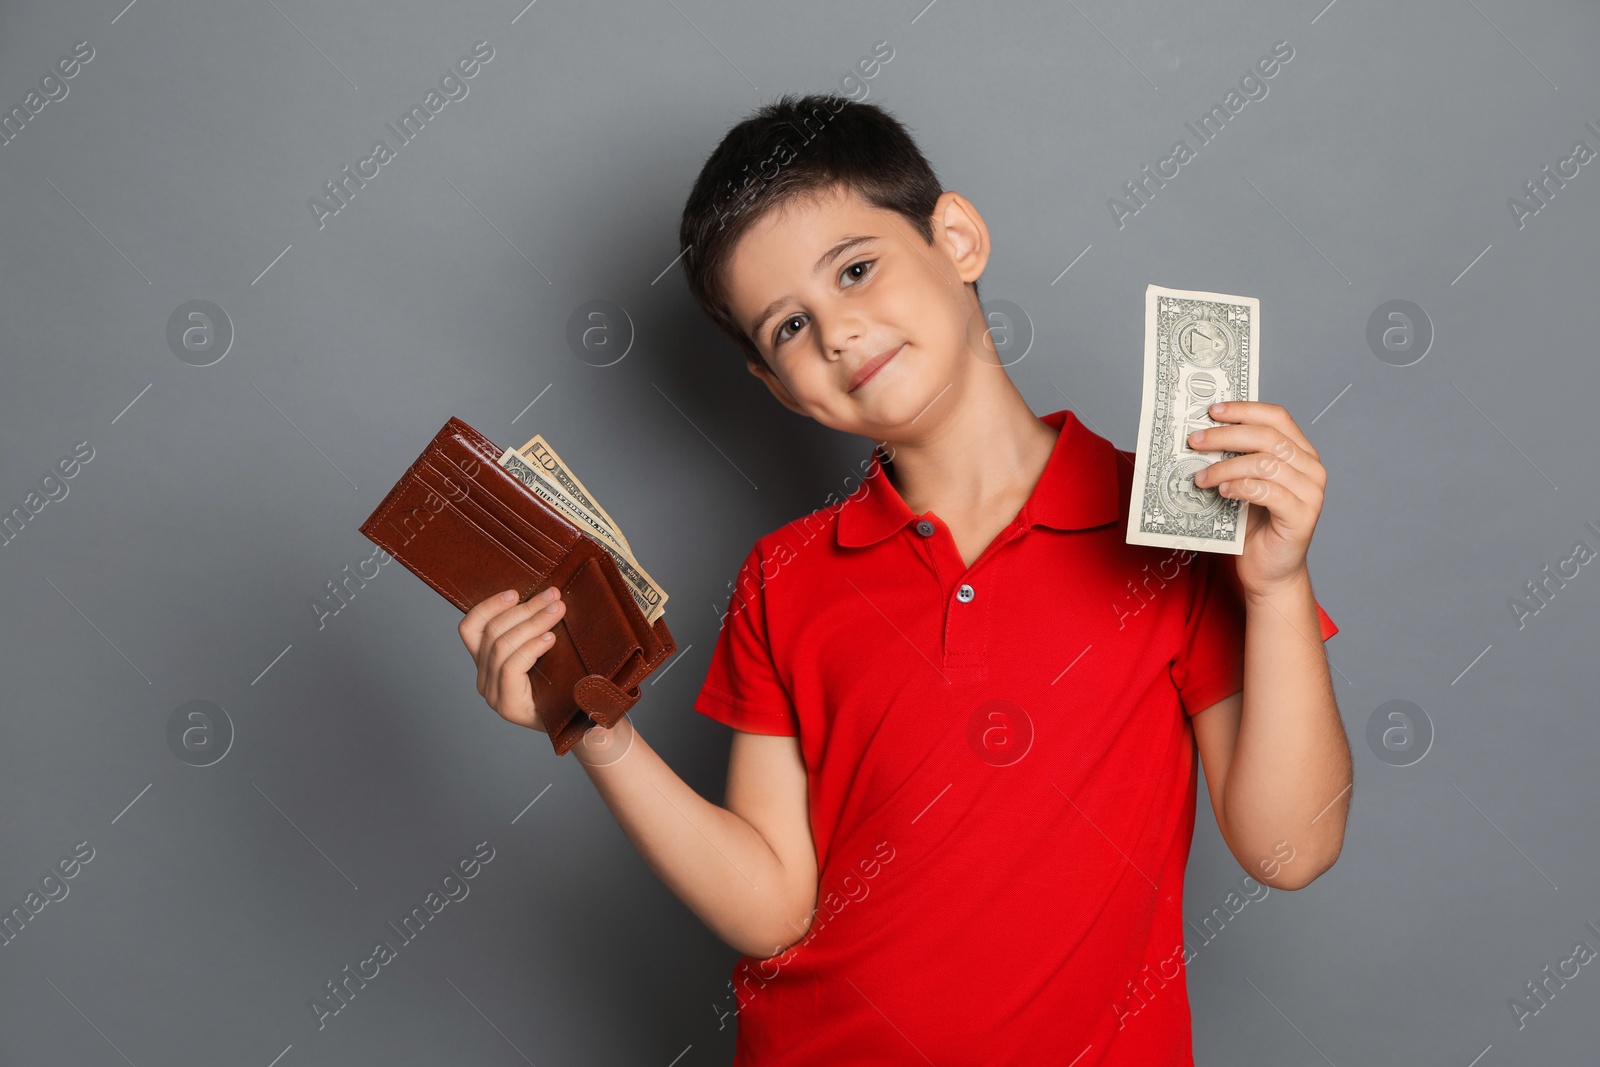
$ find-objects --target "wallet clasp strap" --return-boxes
[573,674,638,727]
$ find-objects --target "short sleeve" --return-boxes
[1169,552,1340,717]
[1170,552,1247,717]
[694,544,800,736]
[1314,601,1339,641]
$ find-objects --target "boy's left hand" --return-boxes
[1187,400,1325,600]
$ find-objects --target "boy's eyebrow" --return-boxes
[747,234,879,339]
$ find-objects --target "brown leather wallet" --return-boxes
[358,417,676,755]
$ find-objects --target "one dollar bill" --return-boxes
[496,447,668,623]
[1125,283,1260,556]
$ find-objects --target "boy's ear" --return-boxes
[931,190,990,290]
[746,358,810,417]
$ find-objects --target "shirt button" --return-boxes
[956,583,975,603]
[915,519,936,537]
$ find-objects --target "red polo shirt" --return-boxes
[695,408,1337,1066]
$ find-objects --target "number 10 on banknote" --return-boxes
[1125,284,1260,556]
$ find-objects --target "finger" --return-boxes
[460,588,522,657]
[1205,401,1319,463]
[485,597,567,698]
[1190,425,1322,486]
[1216,472,1316,530]
[1198,451,1320,505]
[476,587,561,694]
[487,605,568,728]
[487,596,566,667]
[494,630,559,728]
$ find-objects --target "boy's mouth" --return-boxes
[847,343,904,392]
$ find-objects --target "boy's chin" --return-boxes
[838,375,959,435]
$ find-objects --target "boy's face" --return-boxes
[722,185,992,440]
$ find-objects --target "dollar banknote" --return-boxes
[1125,284,1260,556]
[496,447,668,623]
[508,434,631,555]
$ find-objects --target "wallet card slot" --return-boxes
[464,469,574,562]
[412,458,560,576]
[433,435,578,561]
[374,486,551,611]
[410,459,555,571]
[420,445,570,561]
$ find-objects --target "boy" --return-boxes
[459,94,1350,1065]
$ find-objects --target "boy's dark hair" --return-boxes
[678,92,979,371]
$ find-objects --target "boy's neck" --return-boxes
[876,375,1059,520]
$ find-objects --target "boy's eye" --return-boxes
[773,314,806,349]
[771,259,877,350]
[841,259,874,285]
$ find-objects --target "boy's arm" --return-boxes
[1187,399,1350,890]
[1191,571,1351,890]
[458,586,817,959]
[574,717,819,958]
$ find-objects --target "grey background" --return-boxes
[1,0,1595,1063]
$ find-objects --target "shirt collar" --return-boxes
[835,408,1123,549]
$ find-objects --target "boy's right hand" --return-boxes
[458,586,566,731]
